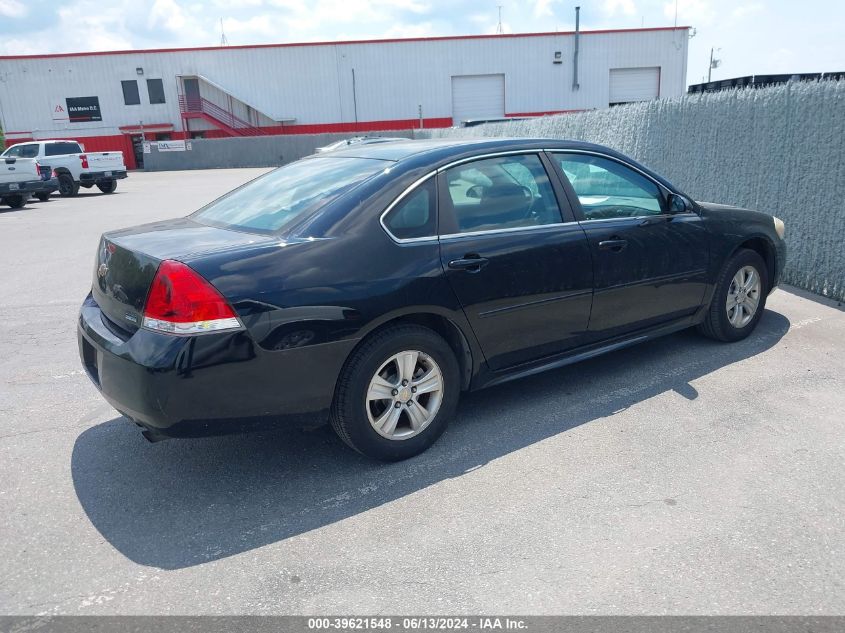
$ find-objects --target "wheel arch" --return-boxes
[344,311,476,392]
[733,236,777,291]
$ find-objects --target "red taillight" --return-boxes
[142,260,240,335]
[35,161,41,176]
[80,154,89,169]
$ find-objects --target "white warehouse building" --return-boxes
[0,27,689,169]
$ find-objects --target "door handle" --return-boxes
[598,238,628,252]
[448,255,489,272]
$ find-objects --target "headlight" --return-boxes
[773,216,785,239]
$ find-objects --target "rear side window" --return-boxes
[383,177,436,240]
[554,153,664,219]
[442,154,563,234]
[122,80,140,105]
[193,156,387,233]
[45,142,82,156]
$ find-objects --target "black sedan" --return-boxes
[78,139,787,460]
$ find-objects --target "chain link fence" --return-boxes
[419,81,845,301]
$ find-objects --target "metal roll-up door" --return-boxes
[609,67,660,105]
[451,74,505,125]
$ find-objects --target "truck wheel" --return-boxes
[34,192,51,202]
[3,194,26,209]
[58,174,79,197]
[97,180,117,194]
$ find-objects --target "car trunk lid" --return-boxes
[91,218,276,334]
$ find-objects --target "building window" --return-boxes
[121,80,140,105]
[156,133,172,141]
[147,79,166,104]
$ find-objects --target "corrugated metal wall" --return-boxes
[0,29,688,143]
[419,80,845,302]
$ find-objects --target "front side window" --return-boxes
[193,156,387,233]
[554,153,664,220]
[4,144,38,158]
[443,154,562,234]
[122,80,140,106]
[383,177,436,240]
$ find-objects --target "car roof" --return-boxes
[312,137,681,198]
[322,137,619,163]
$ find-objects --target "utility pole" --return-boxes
[496,5,503,34]
[219,18,229,47]
[708,47,722,82]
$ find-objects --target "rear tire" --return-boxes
[2,194,25,209]
[330,325,460,461]
[97,180,117,194]
[58,173,79,197]
[34,192,51,202]
[697,248,768,342]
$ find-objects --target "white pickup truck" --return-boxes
[1,139,127,197]
[1,156,58,209]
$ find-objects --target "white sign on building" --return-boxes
[157,140,187,152]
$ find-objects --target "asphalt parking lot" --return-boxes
[0,169,843,615]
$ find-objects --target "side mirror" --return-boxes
[668,193,692,214]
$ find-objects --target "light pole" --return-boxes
[708,47,722,82]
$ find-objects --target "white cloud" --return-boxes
[534,0,554,18]
[663,0,715,26]
[0,0,27,18]
[731,2,764,20]
[603,0,636,17]
[222,15,280,39]
[382,21,436,39]
[148,0,189,32]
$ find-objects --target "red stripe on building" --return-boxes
[0,27,690,61]
[3,116,458,168]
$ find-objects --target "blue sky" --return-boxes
[0,0,842,85]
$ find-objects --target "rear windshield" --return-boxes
[45,142,82,156]
[192,156,388,233]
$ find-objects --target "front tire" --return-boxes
[97,180,117,194]
[58,173,79,197]
[698,248,768,342]
[330,325,460,461]
[2,194,26,209]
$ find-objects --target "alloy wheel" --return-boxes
[366,350,444,440]
[726,265,761,328]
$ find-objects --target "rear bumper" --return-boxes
[80,170,128,184]
[77,293,355,439]
[0,179,45,196]
[33,177,59,194]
